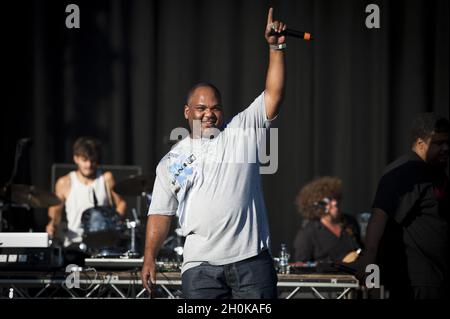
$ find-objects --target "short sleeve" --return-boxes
[224,92,278,157]
[226,92,277,130]
[372,162,422,224]
[293,227,314,262]
[372,173,401,219]
[147,160,178,216]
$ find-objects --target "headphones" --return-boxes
[313,197,331,214]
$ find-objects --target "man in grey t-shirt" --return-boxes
[141,8,288,299]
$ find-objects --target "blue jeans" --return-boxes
[181,250,278,299]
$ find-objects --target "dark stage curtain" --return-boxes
[2,0,448,252]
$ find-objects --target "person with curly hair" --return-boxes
[292,176,361,264]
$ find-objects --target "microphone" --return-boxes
[270,27,313,41]
[92,189,98,207]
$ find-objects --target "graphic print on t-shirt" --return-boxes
[169,154,196,188]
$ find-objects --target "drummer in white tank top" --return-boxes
[46,142,127,247]
[64,170,110,246]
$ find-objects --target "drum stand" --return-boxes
[122,192,151,258]
[123,208,141,258]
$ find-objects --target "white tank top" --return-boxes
[64,171,110,246]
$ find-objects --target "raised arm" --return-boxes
[264,7,286,120]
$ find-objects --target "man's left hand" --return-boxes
[265,7,287,45]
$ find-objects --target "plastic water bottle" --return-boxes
[279,243,290,274]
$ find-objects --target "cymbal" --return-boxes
[0,184,62,208]
[114,174,154,196]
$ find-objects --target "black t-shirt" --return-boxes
[373,152,450,288]
[293,214,361,263]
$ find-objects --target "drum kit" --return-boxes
[0,174,185,263]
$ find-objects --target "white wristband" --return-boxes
[269,43,286,50]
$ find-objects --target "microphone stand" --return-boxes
[1,139,29,231]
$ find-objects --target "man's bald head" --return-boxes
[186,82,222,106]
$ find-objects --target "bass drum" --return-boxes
[81,206,124,255]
